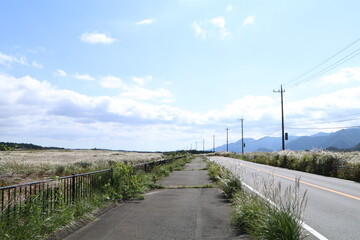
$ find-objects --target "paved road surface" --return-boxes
[210,156,360,240]
[65,157,246,240]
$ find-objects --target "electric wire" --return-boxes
[246,128,282,144]
[284,37,360,87]
[289,47,360,88]
[287,117,360,127]
[287,125,360,130]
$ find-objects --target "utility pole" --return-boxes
[203,139,205,152]
[213,135,215,152]
[273,85,285,151]
[238,118,244,154]
[226,127,229,152]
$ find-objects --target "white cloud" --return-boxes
[0,52,42,68]
[31,61,43,68]
[210,16,226,28]
[2,67,360,150]
[74,73,96,81]
[100,75,128,89]
[242,16,255,26]
[205,95,277,123]
[120,87,174,102]
[54,69,67,77]
[0,52,26,66]
[321,67,360,84]
[192,22,207,39]
[136,19,156,25]
[132,76,152,85]
[210,16,230,39]
[226,5,233,12]
[100,75,173,102]
[193,16,232,40]
[80,32,116,44]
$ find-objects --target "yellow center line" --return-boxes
[240,163,360,201]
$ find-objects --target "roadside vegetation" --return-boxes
[207,161,308,240]
[0,150,164,187]
[0,154,192,240]
[215,150,360,182]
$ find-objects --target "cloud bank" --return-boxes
[1,66,360,150]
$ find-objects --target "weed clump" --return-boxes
[207,160,307,240]
[208,162,241,198]
[104,163,145,201]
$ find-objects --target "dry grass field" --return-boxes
[0,149,164,187]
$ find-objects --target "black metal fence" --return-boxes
[0,156,180,222]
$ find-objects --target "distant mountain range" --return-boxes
[214,128,360,152]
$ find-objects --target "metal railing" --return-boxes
[0,155,183,222]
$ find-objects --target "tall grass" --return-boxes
[0,192,106,240]
[223,151,360,182]
[0,154,191,240]
[208,162,241,198]
[0,150,164,187]
[208,160,308,240]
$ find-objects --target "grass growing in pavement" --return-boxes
[0,154,192,240]
[232,179,308,240]
[207,160,308,240]
[208,161,241,198]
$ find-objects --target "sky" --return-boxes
[1,0,360,151]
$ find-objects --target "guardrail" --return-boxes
[0,155,183,222]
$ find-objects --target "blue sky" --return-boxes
[1,0,360,151]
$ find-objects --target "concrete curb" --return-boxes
[46,202,121,240]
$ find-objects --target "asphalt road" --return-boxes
[209,156,360,240]
[64,157,246,240]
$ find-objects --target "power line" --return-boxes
[287,125,360,130]
[287,117,360,127]
[284,37,360,87]
[289,47,360,88]
[286,112,360,125]
[246,128,282,144]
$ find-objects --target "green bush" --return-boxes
[104,163,145,200]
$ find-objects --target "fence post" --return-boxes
[72,174,76,204]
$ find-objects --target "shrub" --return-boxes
[54,165,65,175]
[104,163,144,200]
